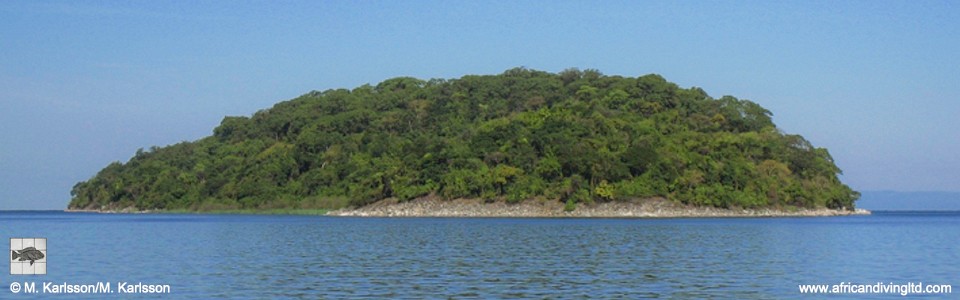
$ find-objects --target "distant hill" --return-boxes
[68,68,859,212]
[857,191,960,211]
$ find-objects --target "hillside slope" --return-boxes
[69,68,859,211]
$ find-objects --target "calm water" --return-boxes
[1,211,958,298]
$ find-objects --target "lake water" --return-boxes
[1,211,957,298]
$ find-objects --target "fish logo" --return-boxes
[12,247,45,265]
[10,238,46,275]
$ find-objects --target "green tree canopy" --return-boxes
[69,68,859,211]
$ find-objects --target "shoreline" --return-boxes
[65,208,154,214]
[328,197,872,218]
[64,208,329,215]
[65,197,871,218]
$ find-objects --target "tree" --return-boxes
[69,68,858,212]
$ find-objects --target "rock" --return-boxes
[327,197,871,218]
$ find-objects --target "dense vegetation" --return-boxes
[69,68,859,212]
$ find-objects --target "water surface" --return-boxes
[1,211,957,298]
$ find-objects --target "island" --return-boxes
[68,68,865,217]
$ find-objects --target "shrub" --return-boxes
[564,199,576,212]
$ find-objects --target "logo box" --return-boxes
[10,238,46,275]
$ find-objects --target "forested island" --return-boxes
[68,68,860,215]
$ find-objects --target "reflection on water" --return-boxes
[1,212,957,298]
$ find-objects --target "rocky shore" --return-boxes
[327,197,871,218]
[65,207,154,213]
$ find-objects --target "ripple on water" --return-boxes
[1,213,957,298]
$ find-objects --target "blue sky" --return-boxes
[2,1,958,210]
